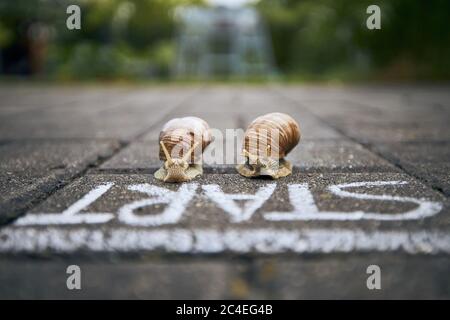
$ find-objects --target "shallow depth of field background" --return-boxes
[0,0,449,83]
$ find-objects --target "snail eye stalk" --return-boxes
[160,141,173,165]
[236,113,300,180]
[155,117,211,183]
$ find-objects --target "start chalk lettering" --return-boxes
[13,181,443,226]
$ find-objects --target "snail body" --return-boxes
[155,116,211,183]
[236,112,300,179]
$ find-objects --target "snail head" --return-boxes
[160,141,199,183]
[243,145,279,178]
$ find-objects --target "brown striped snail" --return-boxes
[236,112,300,179]
[154,116,212,183]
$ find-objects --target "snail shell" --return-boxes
[155,116,212,183]
[236,112,300,179]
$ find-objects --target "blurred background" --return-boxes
[0,0,449,82]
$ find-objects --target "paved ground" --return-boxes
[0,84,449,299]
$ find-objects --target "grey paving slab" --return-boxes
[288,140,397,172]
[185,86,245,114]
[0,258,231,299]
[330,122,450,143]
[239,112,343,141]
[279,85,450,110]
[100,139,396,174]
[1,84,450,300]
[0,87,198,140]
[0,172,56,222]
[408,88,450,109]
[373,142,450,163]
[341,86,450,111]
[0,254,449,299]
[101,138,244,173]
[140,87,247,139]
[398,163,450,197]
[1,88,125,107]
[248,255,450,299]
[0,88,134,123]
[0,140,117,224]
[279,88,450,194]
[280,90,450,131]
[283,100,450,144]
[100,141,160,171]
[1,172,447,256]
[237,92,345,140]
[373,142,450,196]
[1,167,449,300]
[141,111,239,141]
[0,140,118,173]
[296,117,344,140]
[142,86,344,141]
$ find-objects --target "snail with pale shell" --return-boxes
[236,112,300,179]
[155,116,212,183]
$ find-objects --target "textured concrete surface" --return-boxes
[1,254,449,299]
[0,84,449,299]
[0,140,117,223]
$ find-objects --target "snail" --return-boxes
[236,112,300,179]
[154,116,212,183]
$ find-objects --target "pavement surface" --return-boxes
[0,84,449,299]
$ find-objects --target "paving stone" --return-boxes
[0,259,220,299]
[373,142,450,196]
[0,258,231,299]
[101,138,244,173]
[298,99,414,124]
[0,87,198,140]
[337,122,450,143]
[141,111,240,141]
[297,101,450,143]
[374,142,450,163]
[101,139,395,173]
[408,88,450,109]
[239,112,343,141]
[1,84,450,300]
[248,255,450,299]
[102,136,246,173]
[400,163,450,196]
[0,254,448,299]
[100,141,160,171]
[326,121,450,143]
[0,140,117,224]
[0,140,118,173]
[0,172,57,223]
[1,172,447,256]
[281,85,450,110]
[236,91,345,140]
[140,87,249,140]
[288,140,396,172]
[141,86,344,141]
[0,88,130,116]
[344,86,450,111]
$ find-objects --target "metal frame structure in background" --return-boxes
[174,5,275,78]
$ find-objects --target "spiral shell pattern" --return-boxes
[243,112,300,159]
[159,116,212,163]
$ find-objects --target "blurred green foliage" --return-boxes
[0,0,202,80]
[0,0,449,81]
[257,0,450,81]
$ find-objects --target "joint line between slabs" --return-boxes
[271,88,448,197]
[2,87,204,224]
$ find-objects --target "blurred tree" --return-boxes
[1,0,449,80]
[257,0,450,80]
[0,0,203,79]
